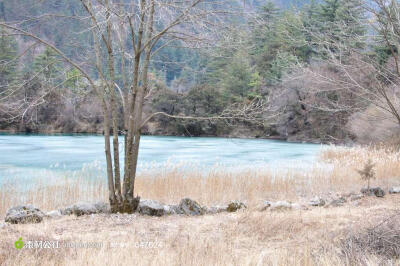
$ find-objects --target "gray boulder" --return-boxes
[308,197,326,207]
[179,198,204,216]
[94,202,110,213]
[61,202,110,216]
[350,194,363,201]
[5,205,45,224]
[327,197,347,207]
[163,204,183,215]
[389,187,400,194]
[138,200,165,217]
[361,187,385,198]
[227,201,247,212]
[46,210,62,218]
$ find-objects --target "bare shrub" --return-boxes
[347,104,400,144]
[341,213,400,263]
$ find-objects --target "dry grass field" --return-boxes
[1,145,400,265]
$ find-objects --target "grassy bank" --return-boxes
[1,145,399,217]
[1,196,400,265]
[0,145,400,265]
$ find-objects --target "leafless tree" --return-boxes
[0,0,269,213]
[281,0,400,142]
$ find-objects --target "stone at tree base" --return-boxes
[94,202,111,213]
[389,187,400,194]
[308,197,326,207]
[226,201,247,212]
[138,200,165,217]
[61,202,110,216]
[178,198,204,216]
[361,187,385,198]
[5,205,45,224]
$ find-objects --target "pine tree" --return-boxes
[315,0,367,53]
[251,2,307,83]
[336,0,367,49]
[319,0,340,23]
[0,26,18,90]
[301,0,320,62]
[33,47,61,81]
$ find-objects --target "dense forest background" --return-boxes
[0,0,399,144]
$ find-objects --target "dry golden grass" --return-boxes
[0,145,400,265]
[1,196,400,265]
[1,145,399,216]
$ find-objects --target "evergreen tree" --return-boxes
[0,26,18,90]
[250,2,307,83]
[221,50,253,99]
[315,0,367,53]
[33,47,62,81]
[301,0,321,61]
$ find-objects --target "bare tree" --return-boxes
[0,0,268,213]
[283,0,400,139]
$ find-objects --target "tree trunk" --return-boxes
[120,0,147,213]
[128,0,155,204]
[105,0,122,206]
[102,100,116,208]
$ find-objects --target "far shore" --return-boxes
[0,129,339,145]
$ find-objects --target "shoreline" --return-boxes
[0,129,335,145]
[1,145,399,264]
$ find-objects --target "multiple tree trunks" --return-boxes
[0,0,269,214]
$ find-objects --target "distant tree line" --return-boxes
[0,0,399,144]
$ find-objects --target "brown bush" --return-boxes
[341,213,400,263]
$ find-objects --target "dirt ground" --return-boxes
[1,195,400,266]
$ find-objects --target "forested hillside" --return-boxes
[0,0,399,144]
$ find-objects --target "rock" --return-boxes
[389,187,400,194]
[350,194,363,201]
[361,187,385,198]
[327,197,347,207]
[163,205,178,215]
[5,205,45,224]
[226,201,247,212]
[269,201,293,211]
[308,197,326,207]
[46,210,62,218]
[164,204,185,215]
[61,202,110,216]
[0,222,6,229]
[259,201,272,211]
[94,202,111,213]
[207,205,228,214]
[178,198,204,216]
[138,200,165,217]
